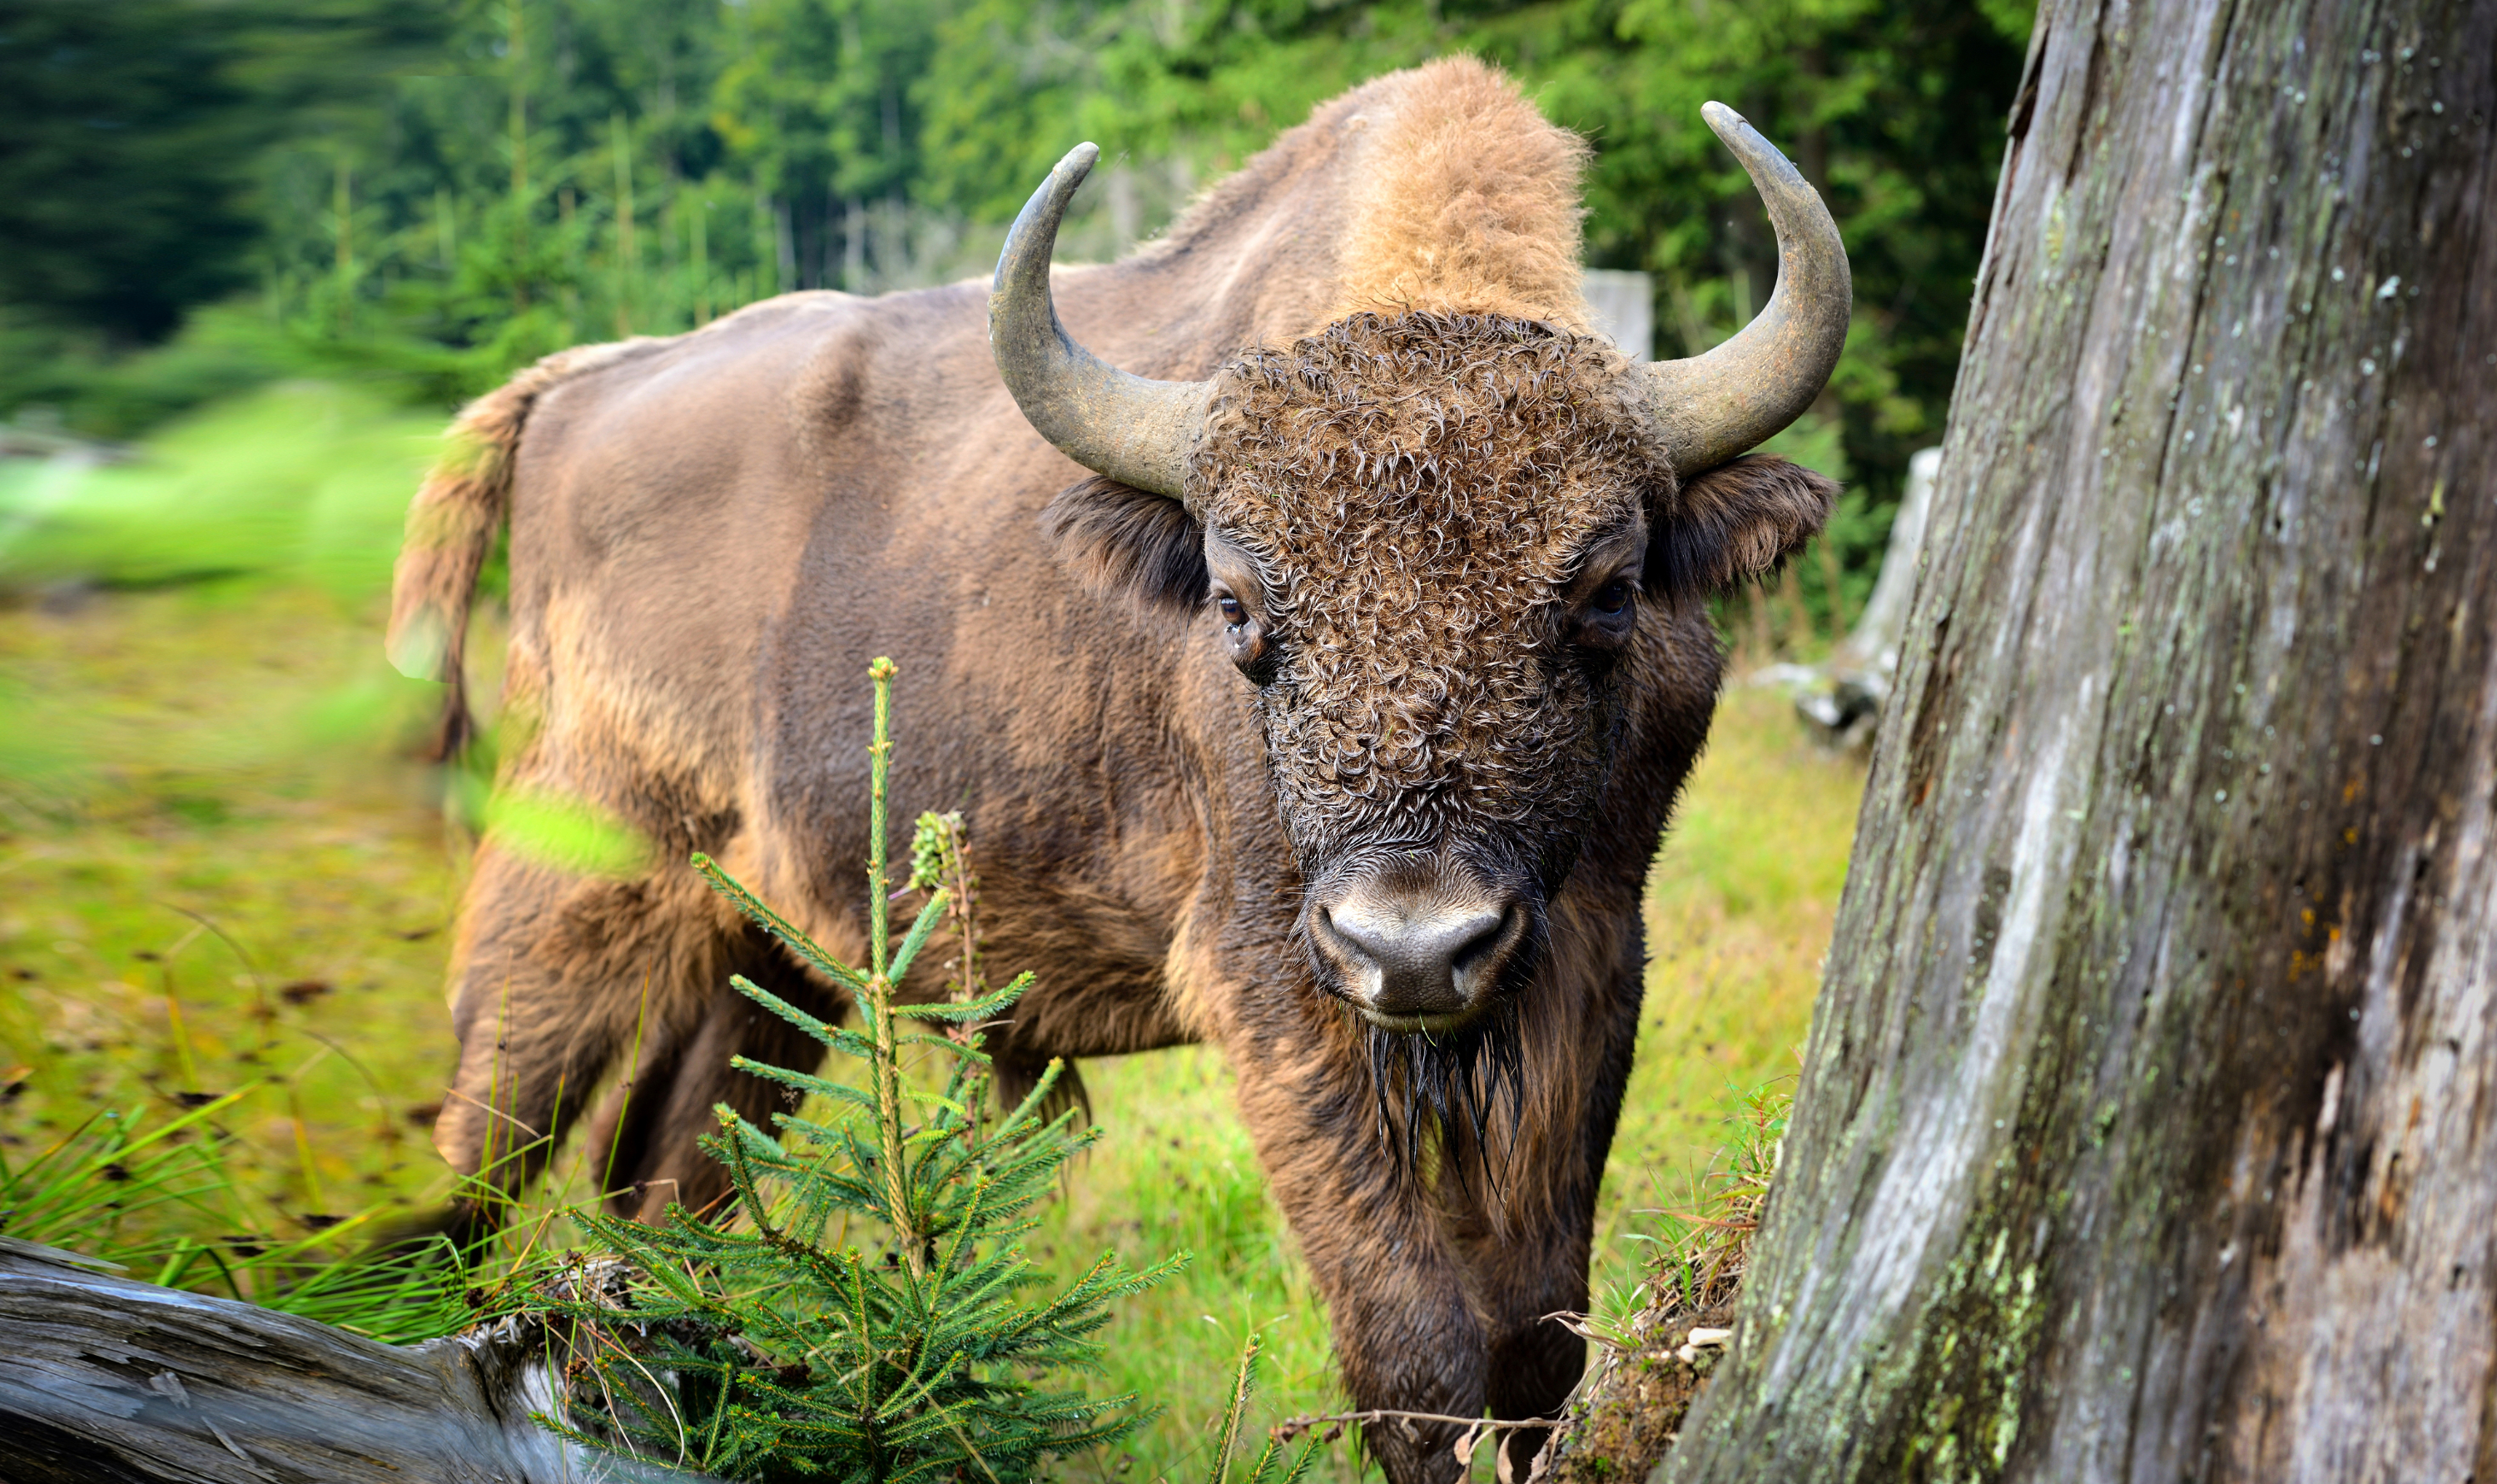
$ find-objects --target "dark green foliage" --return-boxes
[534,658,1176,1482]
[0,0,264,342]
[0,0,444,345]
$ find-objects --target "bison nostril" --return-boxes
[1447,906,1512,977]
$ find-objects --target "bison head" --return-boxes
[991,107,1847,1046]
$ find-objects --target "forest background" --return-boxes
[1,0,2028,1472]
[3,0,2029,538]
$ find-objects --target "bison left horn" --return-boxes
[1642,104,1853,474]
[990,143,1209,499]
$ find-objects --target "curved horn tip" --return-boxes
[1641,101,1850,474]
[1700,102,1810,191]
[990,139,1210,499]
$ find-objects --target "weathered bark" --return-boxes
[0,1238,634,1483]
[1667,0,2497,1478]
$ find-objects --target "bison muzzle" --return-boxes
[388,57,1845,1484]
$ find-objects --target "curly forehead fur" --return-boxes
[1191,311,1665,869]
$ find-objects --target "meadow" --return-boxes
[0,386,1863,1477]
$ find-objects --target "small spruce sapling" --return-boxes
[537,657,1179,1482]
[1202,1334,1323,1484]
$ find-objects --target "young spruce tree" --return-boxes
[538,658,1176,1482]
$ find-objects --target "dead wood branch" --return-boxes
[0,1237,688,1483]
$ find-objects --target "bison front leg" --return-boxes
[1441,1132,1608,1480]
[1447,945,1645,1479]
[1230,1025,1482,1484]
[584,955,841,1223]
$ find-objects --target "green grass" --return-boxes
[0,386,1864,1479]
[0,380,444,596]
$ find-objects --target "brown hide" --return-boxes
[395,60,1835,1484]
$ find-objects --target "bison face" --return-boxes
[1203,509,1647,1031]
[1192,314,1657,1031]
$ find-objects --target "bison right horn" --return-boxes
[1641,104,1853,475]
[990,143,1209,499]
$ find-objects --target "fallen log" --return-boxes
[0,1237,674,1483]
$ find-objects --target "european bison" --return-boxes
[389,57,1845,1482]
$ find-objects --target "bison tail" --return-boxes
[387,340,648,762]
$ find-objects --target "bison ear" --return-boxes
[1041,474,1210,618]
[1646,454,1839,597]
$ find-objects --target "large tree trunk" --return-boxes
[1665,0,2497,1477]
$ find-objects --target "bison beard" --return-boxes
[1363,996,1531,1192]
[391,57,1845,1484]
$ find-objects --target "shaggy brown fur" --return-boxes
[393,59,1834,1484]
[1197,312,1655,869]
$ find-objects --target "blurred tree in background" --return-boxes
[0,0,442,343]
[0,0,2030,530]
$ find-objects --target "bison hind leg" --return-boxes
[593,926,844,1225]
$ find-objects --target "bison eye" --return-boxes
[1211,588,1269,675]
[1571,573,1639,653]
